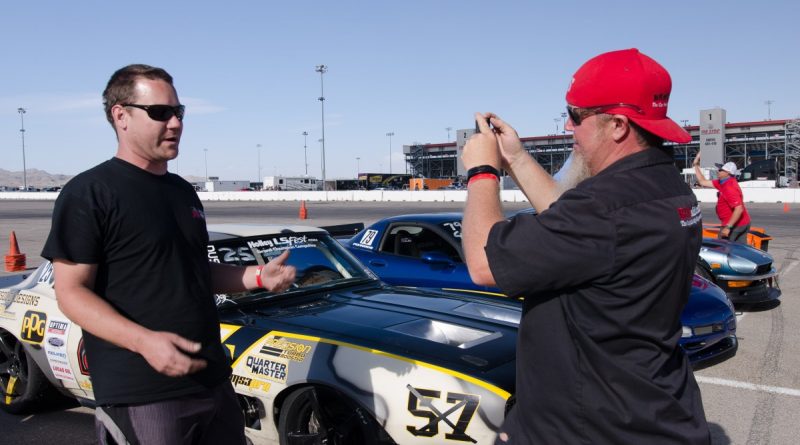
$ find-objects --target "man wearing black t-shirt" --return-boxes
[462,49,710,444]
[42,64,296,444]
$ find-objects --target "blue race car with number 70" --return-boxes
[342,213,738,369]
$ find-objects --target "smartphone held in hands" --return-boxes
[475,117,492,133]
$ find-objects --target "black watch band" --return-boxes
[466,165,500,182]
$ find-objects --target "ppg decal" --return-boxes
[21,310,48,344]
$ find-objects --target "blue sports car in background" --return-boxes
[696,237,781,305]
[343,213,738,368]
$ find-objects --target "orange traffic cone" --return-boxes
[299,200,308,220]
[5,231,27,272]
[783,203,790,213]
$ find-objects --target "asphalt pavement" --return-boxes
[1,200,799,444]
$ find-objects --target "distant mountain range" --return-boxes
[0,168,73,189]
[0,168,205,189]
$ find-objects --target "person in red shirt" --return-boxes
[693,153,751,242]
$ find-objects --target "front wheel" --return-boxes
[0,330,51,414]
[278,386,390,445]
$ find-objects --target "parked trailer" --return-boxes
[262,176,319,191]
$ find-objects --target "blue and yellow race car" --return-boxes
[2,224,518,444]
[343,213,738,368]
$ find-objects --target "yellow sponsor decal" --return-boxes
[230,374,272,393]
[259,336,313,362]
[20,310,47,344]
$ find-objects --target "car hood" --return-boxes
[701,238,774,266]
[683,276,734,324]
[221,285,519,380]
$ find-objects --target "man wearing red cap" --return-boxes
[462,49,709,444]
[693,153,751,243]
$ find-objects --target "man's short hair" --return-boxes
[597,114,664,149]
[102,64,174,128]
[630,120,664,149]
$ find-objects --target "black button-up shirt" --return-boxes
[487,148,709,444]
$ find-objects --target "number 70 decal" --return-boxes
[406,385,480,443]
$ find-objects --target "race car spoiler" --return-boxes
[320,223,365,238]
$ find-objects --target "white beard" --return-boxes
[555,152,591,196]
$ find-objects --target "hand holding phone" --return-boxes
[475,117,491,133]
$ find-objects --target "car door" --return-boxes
[363,222,487,291]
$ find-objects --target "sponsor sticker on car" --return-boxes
[43,318,75,382]
[353,229,379,249]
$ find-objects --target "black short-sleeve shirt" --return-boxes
[42,158,230,405]
[487,148,709,444]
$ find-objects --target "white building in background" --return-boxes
[204,180,251,192]
[262,176,320,191]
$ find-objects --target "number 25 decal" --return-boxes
[406,385,479,443]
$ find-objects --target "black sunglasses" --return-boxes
[122,103,185,122]
[566,103,644,126]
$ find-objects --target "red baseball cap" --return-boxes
[565,48,691,144]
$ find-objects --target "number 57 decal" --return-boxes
[406,385,480,443]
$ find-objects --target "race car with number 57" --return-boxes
[1,224,519,444]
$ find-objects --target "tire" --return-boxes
[278,386,388,445]
[0,330,52,414]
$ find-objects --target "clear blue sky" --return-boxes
[1,0,797,181]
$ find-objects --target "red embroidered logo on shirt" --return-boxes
[191,207,206,220]
[677,205,701,227]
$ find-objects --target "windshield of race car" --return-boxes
[208,231,376,301]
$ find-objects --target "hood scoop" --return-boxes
[386,318,501,349]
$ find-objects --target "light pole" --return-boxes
[256,144,262,182]
[315,64,328,185]
[386,132,394,174]
[680,120,690,168]
[302,131,309,175]
[553,118,560,135]
[317,138,324,190]
[560,112,567,134]
[203,148,208,181]
[356,157,361,177]
[446,127,452,141]
[765,100,774,121]
[17,108,27,191]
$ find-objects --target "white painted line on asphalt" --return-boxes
[781,260,798,276]
[695,375,800,398]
